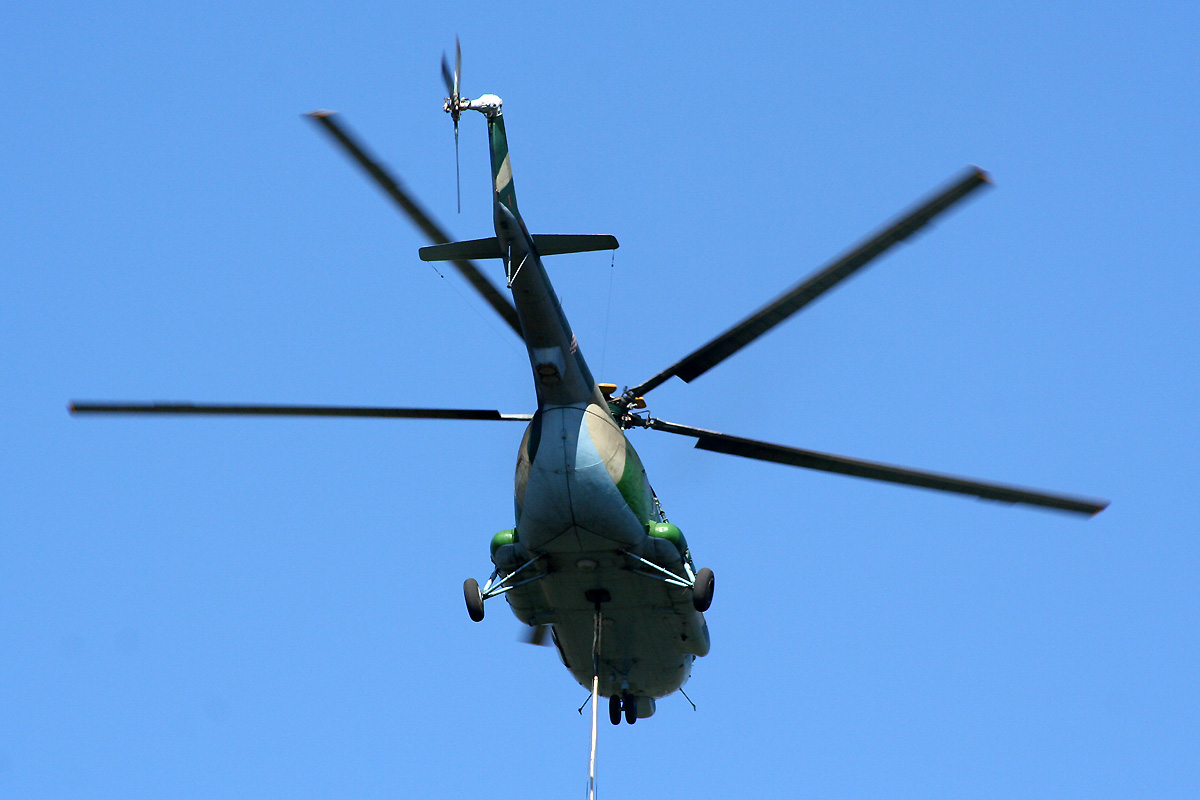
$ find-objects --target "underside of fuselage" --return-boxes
[507,555,707,700]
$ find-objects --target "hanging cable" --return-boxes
[587,606,603,800]
[599,248,616,378]
[421,259,523,356]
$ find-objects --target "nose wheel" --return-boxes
[609,692,639,725]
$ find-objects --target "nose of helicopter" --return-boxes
[514,403,650,553]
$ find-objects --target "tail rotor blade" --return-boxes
[454,35,461,99]
[440,47,462,212]
[448,37,462,213]
[440,36,462,119]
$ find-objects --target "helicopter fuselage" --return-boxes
[476,103,709,706]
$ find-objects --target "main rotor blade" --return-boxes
[441,54,455,96]
[628,167,990,397]
[524,624,550,646]
[305,111,523,339]
[69,401,533,421]
[648,419,1107,516]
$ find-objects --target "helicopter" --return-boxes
[70,44,1108,741]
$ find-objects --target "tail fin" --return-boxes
[487,113,519,216]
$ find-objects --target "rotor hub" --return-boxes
[599,383,651,430]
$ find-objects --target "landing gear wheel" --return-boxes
[463,578,485,622]
[609,694,622,726]
[692,567,714,612]
[622,692,638,724]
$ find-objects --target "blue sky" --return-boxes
[3,2,1198,797]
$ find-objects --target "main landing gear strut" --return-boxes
[463,555,547,622]
[619,549,716,613]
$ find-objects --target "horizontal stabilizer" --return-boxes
[419,237,504,262]
[419,234,618,262]
[533,234,619,255]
